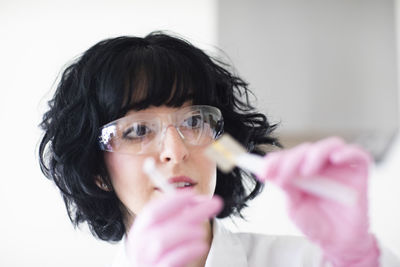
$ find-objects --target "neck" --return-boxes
[187,219,214,267]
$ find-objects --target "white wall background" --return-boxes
[0,1,399,266]
[0,1,217,266]
[218,0,400,260]
[217,0,398,160]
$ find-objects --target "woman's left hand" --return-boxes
[257,137,380,266]
[125,192,222,267]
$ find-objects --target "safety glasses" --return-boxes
[98,105,224,155]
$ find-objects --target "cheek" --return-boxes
[104,153,153,214]
[193,152,218,195]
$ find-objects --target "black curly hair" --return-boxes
[39,31,280,242]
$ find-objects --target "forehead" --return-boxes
[125,102,193,117]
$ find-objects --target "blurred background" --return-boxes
[0,0,399,266]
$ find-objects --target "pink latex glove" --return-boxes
[257,137,380,267]
[126,192,223,267]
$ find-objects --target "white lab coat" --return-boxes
[112,219,400,267]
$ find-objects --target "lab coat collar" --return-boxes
[205,219,248,267]
[112,219,248,267]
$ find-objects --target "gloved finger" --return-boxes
[135,191,198,228]
[283,185,307,207]
[256,151,286,182]
[287,197,333,243]
[180,196,223,225]
[329,144,371,167]
[159,241,208,267]
[155,195,222,228]
[144,225,205,263]
[300,137,345,177]
[276,143,311,186]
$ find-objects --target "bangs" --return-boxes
[93,35,219,125]
[112,43,214,118]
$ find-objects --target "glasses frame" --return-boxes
[98,105,224,155]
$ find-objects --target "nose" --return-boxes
[159,125,189,163]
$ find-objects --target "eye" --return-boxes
[122,123,153,140]
[182,115,203,128]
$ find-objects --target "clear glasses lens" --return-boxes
[99,105,223,155]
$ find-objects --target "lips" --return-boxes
[168,176,197,189]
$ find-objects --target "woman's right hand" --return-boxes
[256,137,380,266]
[126,192,223,267]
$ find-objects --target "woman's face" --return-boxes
[103,105,217,225]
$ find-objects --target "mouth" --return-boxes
[169,176,197,190]
[154,176,197,191]
[170,181,195,189]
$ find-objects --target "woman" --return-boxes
[39,32,396,266]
